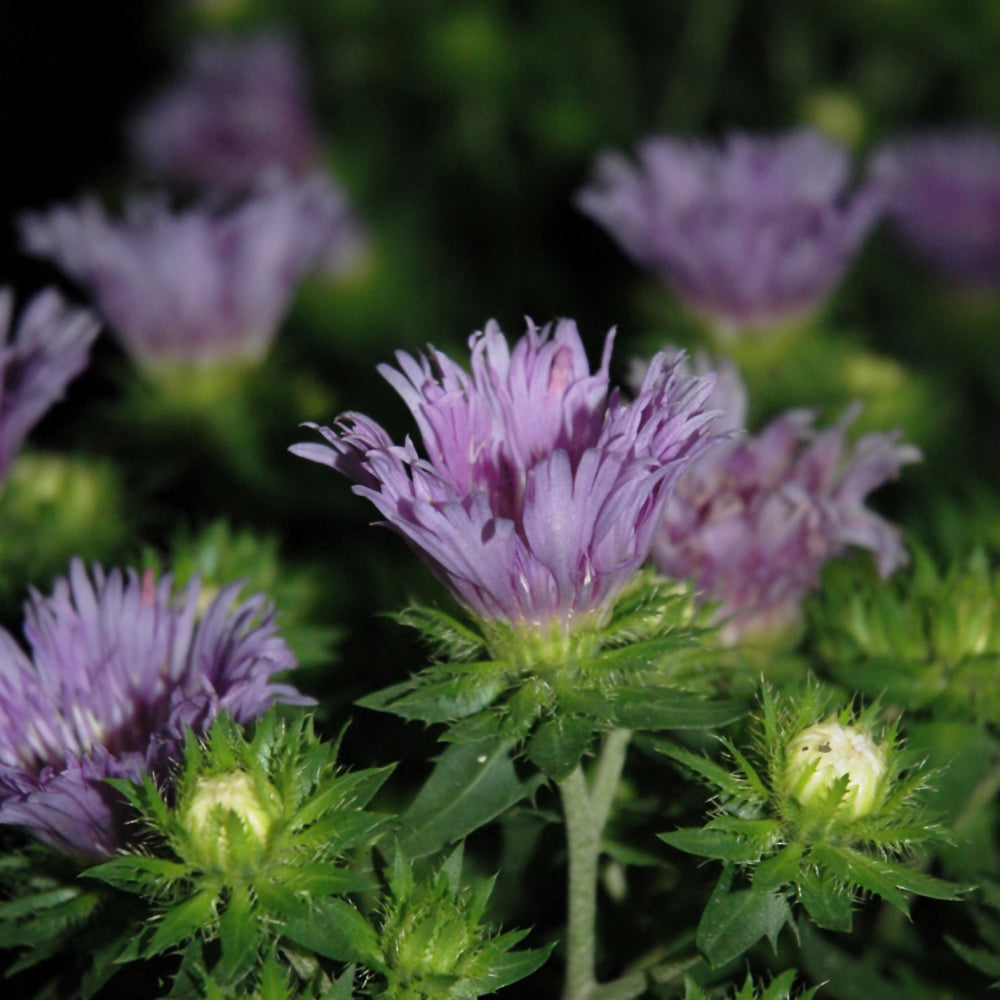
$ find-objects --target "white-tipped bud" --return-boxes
[786,720,887,821]
[184,770,280,870]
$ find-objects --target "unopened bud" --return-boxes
[184,770,280,871]
[786,720,887,821]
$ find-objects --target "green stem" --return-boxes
[559,729,632,1000]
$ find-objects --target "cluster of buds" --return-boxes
[811,547,1000,723]
[374,847,550,1000]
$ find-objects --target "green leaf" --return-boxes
[279,897,384,970]
[214,883,259,988]
[356,667,507,722]
[656,740,767,805]
[696,866,792,968]
[947,934,1000,980]
[144,889,219,958]
[798,870,855,933]
[568,687,745,732]
[397,738,545,858]
[659,819,783,863]
[0,885,82,922]
[83,855,192,894]
[459,942,554,994]
[525,715,595,781]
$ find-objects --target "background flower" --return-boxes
[650,359,919,645]
[0,288,99,485]
[293,318,720,634]
[873,129,1000,289]
[129,31,320,194]
[20,174,363,369]
[0,560,310,858]
[576,129,884,335]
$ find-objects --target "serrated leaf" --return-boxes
[0,885,82,922]
[291,764,395,827]
[0,889,103,949]
[83,855,192,894]
[214,883,259,988]
[659,819,783,863]
[356,667,507,723]
[144,889,218,958]
[811,844,911,913]
[656,740,766,804]
[525,715,595,781]
[569,688,745,732]
[459,943,554,994]
[397,738,545,859]
[798,870,855,932]
[280,897,383,969]
[696,866,792,968]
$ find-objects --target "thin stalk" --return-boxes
[559,729,632,1000]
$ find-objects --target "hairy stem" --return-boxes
[559,729,632,1000]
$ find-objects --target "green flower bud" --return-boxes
[786,720,887,821]
[183,770,282,872]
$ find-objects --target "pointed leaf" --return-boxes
[569,688,745,731]
[660,819,783,863]
[526,715,595,781]
[696,867,792,968]
[397,738,544,858]
[798,871,855,933]
[280,897,383,970]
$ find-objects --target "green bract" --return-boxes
[656,686,970,967]
[359,572,746,781]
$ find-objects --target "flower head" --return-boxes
[292,318,720,636]
[0,289,99,485]
[130,32,320,194]
[650,358,919,645]
[20,174,361,369]
[0,560,310,858]
[873,129,1000,289]
[576,129,884,335]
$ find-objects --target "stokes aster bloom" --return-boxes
[20,174,362,369]
[292,318,720,633]
[0,560,310,859]
[576,129,884,335]
[650,358,919,645]
[130,32,320,194]
[873,129,1000,289]
[0,288,99,485]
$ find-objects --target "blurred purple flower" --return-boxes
[292,318,721,632]
[576,129,884,335]
[0,288,99,485]
[0,560,311,859]
[130,32,320,194]
[873,129,1000,289]
[649,359,919,645]
[20,174,363,369]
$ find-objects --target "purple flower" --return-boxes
[649,359,919,645]
[0,560,311,858]
[576,129,884,335]
[20,174,362,369]
[130,32,320,194]
[873,129,1000,289]
[0,288,99,485]
[292,318,720,632]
